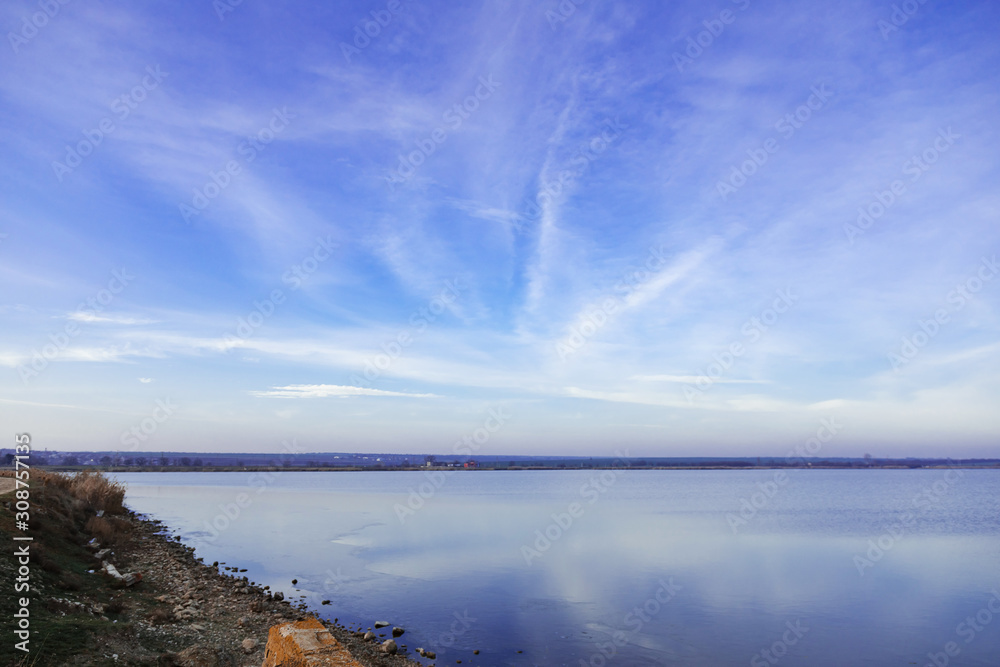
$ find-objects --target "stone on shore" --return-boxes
[262,617,364,667]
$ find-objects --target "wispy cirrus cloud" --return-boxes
[1,0,997,455]
[249,384,438,399]
[67,312,157,325]
[633,375,770,384]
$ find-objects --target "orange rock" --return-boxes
[261,617,364,667]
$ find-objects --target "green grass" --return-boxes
[0,471,128,666]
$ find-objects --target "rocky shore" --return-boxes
[0,472,424,666]
[89,514,425,666]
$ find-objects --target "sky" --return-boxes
[1,0,998,458]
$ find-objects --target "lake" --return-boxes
[115,469,1000,666]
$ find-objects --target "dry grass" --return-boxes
[66,471,127,515]
[0,469,127,515]
[84,515,132,548]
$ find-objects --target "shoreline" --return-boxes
[111,511,426,666]
[40,463,1000,474]
[0,471,424,666]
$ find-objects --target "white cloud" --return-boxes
[633,375,770,384]
[249,384,439,399]
[67,313,157,325]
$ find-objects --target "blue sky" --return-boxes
[2,0,998,457]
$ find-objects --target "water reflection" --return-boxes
[117,470,1000,666]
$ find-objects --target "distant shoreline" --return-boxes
[38,463,1000,473]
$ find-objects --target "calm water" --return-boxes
[115,470,1000,666]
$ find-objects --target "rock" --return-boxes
[189,624,206,632]
[424,650,436,659]
[237,616,247,627]
[381,639,397,655]
[174,645,219,667]
[363,631,376,641]
[272,592,284,602]
[392,626,404,637]
[241,638,258,653]
[262,617,357,667]
[321,600,331,605]
[473,649,480,654]
[103,562,124,580]
[291,578,297,585]
[374,620,389,629]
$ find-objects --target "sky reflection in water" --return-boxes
[117,470,1000,666]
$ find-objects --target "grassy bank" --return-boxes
[1,471,419,667]
[1,471,131,665]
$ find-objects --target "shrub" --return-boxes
[85,515,131,548]
[69,471,127,514]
